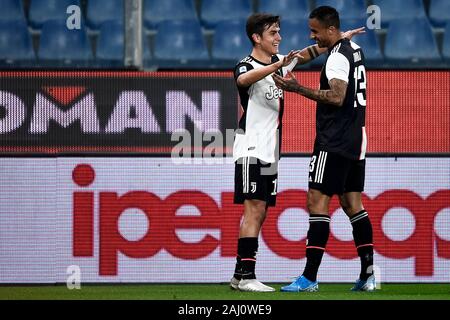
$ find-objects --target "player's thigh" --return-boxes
[243,199,268,221]
[307,188,332,214]
[308,150,351,197]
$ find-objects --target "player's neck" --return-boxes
[328,35,344,49]
[251,48,273,64]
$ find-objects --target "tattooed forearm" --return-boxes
[296,79,347,106]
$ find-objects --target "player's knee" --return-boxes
[346,206,365,217]
[307,198,316,213]
[342,201,365,217]
[307,190,319,212]
[245,200,267,218]
[339,198,350,214]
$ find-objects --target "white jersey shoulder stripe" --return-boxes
[350,40,361,50]
[240,56,253,64]
[331,43,341,54]
[326,52,350,83]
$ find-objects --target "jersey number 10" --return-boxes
[354,65,367,108]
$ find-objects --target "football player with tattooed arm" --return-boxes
[272,6,375,292]
[230,12,365,292]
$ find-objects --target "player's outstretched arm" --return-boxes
[236,50,302,87]
[342,26,365,40]
[272,71,348,107]
[295,27,366,65]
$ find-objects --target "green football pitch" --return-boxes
[1,283,450,300]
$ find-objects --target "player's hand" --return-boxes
[281,50,304,67]
[272,71,300,92]
[341,27,366,40]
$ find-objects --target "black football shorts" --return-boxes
[308,149,365,196]
[234,157,278,206]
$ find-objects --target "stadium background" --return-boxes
[0,0,449,286]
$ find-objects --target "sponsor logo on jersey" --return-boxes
[265,86,283,100]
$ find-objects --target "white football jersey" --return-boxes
[233,54,292,163]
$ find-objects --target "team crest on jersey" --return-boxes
[250,182,257,193]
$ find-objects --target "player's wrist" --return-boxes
[275,60,284,69]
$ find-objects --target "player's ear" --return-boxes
[328,26,337,35]
[252,33,261,44]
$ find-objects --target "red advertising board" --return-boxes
[283,71,450,153]
[0,71,448,154]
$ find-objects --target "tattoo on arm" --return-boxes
[296,79,348,106]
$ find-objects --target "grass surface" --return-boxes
[1,283,450,300]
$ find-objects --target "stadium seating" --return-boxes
[384,17,441,64]
[428,0,450,27]
[95,21,125,65]
[257,0,309,20]
[340,19,383,65]
[315,0,366,20]
[211,20,252,64]
[0,20,35,65]
[86,0,123,30]
[0,0,447,69]
[200,0,252,29]
[29,0,81,29]
[96,20,151,65]
[443,23,450,62]
[0,0,26,22]
[371,0,427,28]
[38,19,93,65]
[153,19,209,66]
[144,0,198,30]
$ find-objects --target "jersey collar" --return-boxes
[328,38,347,54]
[250,55,277,66]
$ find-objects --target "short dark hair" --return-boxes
[246,13,280,45]
[309,6,340,29]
